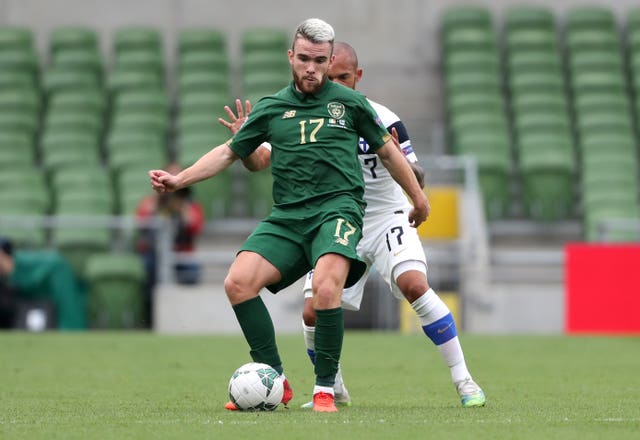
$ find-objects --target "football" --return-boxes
[228,362,284,411]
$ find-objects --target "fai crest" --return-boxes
[327,102,346,119]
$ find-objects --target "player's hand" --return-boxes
[148,169,180,194]
[218,99,252,135]
[408,195,431,228]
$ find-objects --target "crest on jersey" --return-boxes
[327,102,346,119]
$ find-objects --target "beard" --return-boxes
[293,70,327,94]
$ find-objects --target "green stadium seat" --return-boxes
[191,168,233,219]
[514,112,572,138]
[43,69,100,97]
[507,50,562,74]
[50,26,99,56]
[505,28,558,51]
[48,89,106,115]
[177,90,233,114]
[441,6,492,34]
[0,142,35,168]
[110,111,168,137]
[114,50,165,80]
[113,90,168,117]
[178,50,230,75]
[51,49,104,82]
[113,26,162,56]
[108,142,167,174]
[52,194,114,275]
[107,70,163,99]
[242,51,290,75]
[504,6,554,31]
[0,26,34,51]
[518,148,577,221]
[444,50,500,74]
[0,111,38,140]
[443,27,496,52]
[584,204,640,242]
[569,50,623,73]
[241,28,289,54]
[178,70,229,95]
[115,166,156,215]
[510,71,565,94]
[176,113,230,143]
[474,151,512,220]
[447,91,504,116]
[566,6,616,32]
[178,28,227,55]
[0,49,39,84]
[44,110,103,138]
[85,252,145,329]
[446,70,501,94]
[566,29,620,53]
[0,191,48,247]
[512,92,568,115]
[52,166,114,212]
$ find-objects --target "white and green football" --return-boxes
[228,362,284,411]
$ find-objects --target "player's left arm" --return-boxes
[375,138,430,227]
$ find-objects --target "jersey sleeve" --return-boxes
[387,120,418,164]
[355,98,391,151]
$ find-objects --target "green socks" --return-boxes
[232,296,282,374]
[314,307,343,387]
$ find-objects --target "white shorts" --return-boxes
[303,210,427,310]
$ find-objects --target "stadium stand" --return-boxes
[85,252,145,329]
[505,5,577,221]
[441,6,512,220]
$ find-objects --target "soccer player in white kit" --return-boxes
[299,42,485,408]
[218,41,485,409]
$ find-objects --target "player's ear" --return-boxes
[355,68,363,83]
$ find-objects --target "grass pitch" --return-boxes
[0,331,638,439]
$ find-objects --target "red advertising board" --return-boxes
[565,243,640,334]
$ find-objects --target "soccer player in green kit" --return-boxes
[149,18,429,412]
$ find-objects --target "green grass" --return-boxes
[1,332,638,439]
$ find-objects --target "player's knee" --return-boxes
[401,280,430,303]
[302,305,316,326]
[224,274,252,303]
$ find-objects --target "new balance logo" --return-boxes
[283,110,296,119]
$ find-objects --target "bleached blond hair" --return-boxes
[292,18,335,50]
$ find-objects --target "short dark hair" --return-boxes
[0,237,13,256]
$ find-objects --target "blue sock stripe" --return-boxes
[422,313,457,345]
[306,349,316,365]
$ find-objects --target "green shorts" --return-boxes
[239,209,366,293]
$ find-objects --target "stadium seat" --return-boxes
[178,50,229,75]
[106,70,163,100]
[0,191,48,247]
[177,90,233,114]
[85,252,145,329]
[51,49,104,83]
[48,89,106,115]
[113,26,162,56]
[114,50,165,81]
[504,5,554,31]
[43,69,100,98]
[52,193,114,275]
[241,28,289,54]
[178,27,227,55]
[566,6,616,32]
[518,148,577,221]
[49,26,99,56]
[0,49,39,85]
[115,166,156,215]
[178,70,229,95]
[0,26,34,51]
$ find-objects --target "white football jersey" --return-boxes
[360,99,418,216]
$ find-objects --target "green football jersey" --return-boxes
[229,80,391,217]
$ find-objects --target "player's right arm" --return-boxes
[149,143,239,193]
